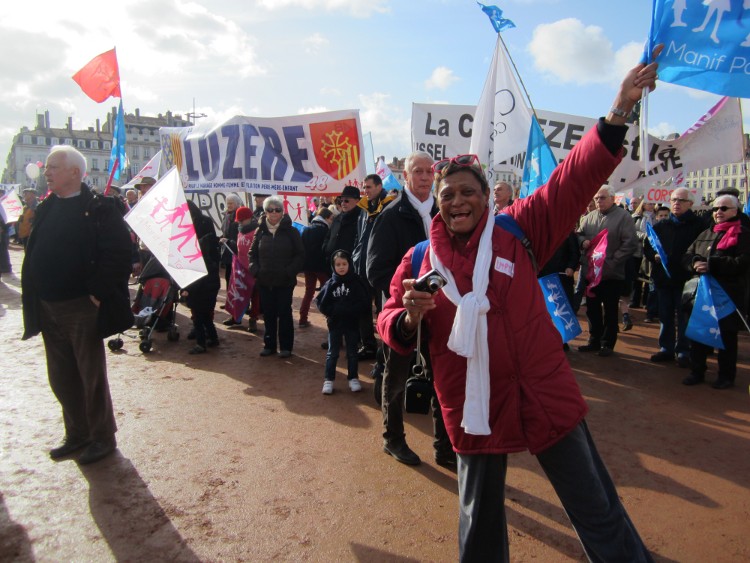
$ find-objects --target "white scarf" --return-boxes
[429,212,495,435]
[405,189,434,239]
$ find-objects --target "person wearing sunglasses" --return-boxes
[248,196,305,358]
[576,185,639,357]
[682,194,750,389]
[377,50,661,562]
[643,188,706,368]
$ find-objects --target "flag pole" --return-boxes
[496,33,539,122]
[738,98,749,209]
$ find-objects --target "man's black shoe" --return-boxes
[78,439,117,465]
[357,346,377,361]
[712,378,734,390]
[597,347,614,357]
[383,442,421,466]
[435,449,457,468]
[682,373,704,386]
[578,344,601,353]
[50,437,91,460]
[650,351,674,362]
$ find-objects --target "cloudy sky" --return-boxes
[0,0,743,176]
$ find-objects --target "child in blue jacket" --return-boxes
[315,250,370,394]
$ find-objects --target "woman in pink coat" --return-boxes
[378,51,662,562]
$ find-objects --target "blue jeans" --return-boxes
[325,326,359,381]
[656,285,688,357]
[457,421,652,563]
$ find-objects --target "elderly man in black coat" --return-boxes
[22,145,133,465]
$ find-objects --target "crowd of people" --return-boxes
[7,46,749,562]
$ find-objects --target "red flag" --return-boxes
[585,229,608,298]
[72,48,121,103]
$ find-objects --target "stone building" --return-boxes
[2,108,191,191]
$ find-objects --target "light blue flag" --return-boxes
[647,1,750,97]
[646,221,671,278]
[685,274,737,350]
[520,115,557,198]
[383,173,402,191]
[477,3,516,33]
[538,274,581,344]
[108,100,127,181]
[744,199,750,215]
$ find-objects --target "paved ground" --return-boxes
[1,243,748,562]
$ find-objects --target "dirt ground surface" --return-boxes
[1,243,749,562]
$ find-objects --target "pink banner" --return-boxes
[585,229,608,298]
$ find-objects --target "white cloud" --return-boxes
[528,18,618,84]
[424,67,458,91]
[298,106,330,114]
[304,33,329,54]
[357,92,410,158]
[256,0,390,18]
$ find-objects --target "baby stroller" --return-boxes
[107,257,180,353]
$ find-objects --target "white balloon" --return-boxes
[25,162,40,180]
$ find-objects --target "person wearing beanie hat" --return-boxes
[235,206,253,223]
[223,206,261,331]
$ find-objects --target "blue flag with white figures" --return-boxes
[477,3,516,33]
[646,221,671,278]
[685,274,737,349]
[520,116,557,198]
[538,274,581,343]
[647,1,750,97]
[108,100,128,181]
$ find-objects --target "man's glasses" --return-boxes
[670,198,690,203]
[265,208,283,213]
[431,154,481,174]
[712,205,736,212]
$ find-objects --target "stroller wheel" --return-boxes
[167,327,180,342]
[107,338,124,351]
[139,340,153,353]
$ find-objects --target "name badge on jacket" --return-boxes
[494,257,515,278]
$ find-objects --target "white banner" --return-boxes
[0,191,23,223]
[411,103,475,160]
[412,97,744,192]
[159,109,366,195]
[122,151,162,191]
[125,167,208,288]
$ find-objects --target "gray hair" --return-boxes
[672,187,693,203]
[226,193,243,206]
[49,145,87,179]
[714,194,740,209]
[263,195,284,212]
[404,151,433,173]
[597,185,616,197]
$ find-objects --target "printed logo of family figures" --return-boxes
[149,197,201,262]
[543,279,578,332]
[671,0,750,46]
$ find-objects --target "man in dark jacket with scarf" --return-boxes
[366,152,453,468]
[644,187,706,367]
[22,145,133,465]
[352,175,396,360]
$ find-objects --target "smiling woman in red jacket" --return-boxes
[377,50,663,563]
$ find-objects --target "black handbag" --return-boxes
[681,277,700,312]
[404,324,433,415]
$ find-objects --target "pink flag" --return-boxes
[225,228,256,323]
[585,229,608,298]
